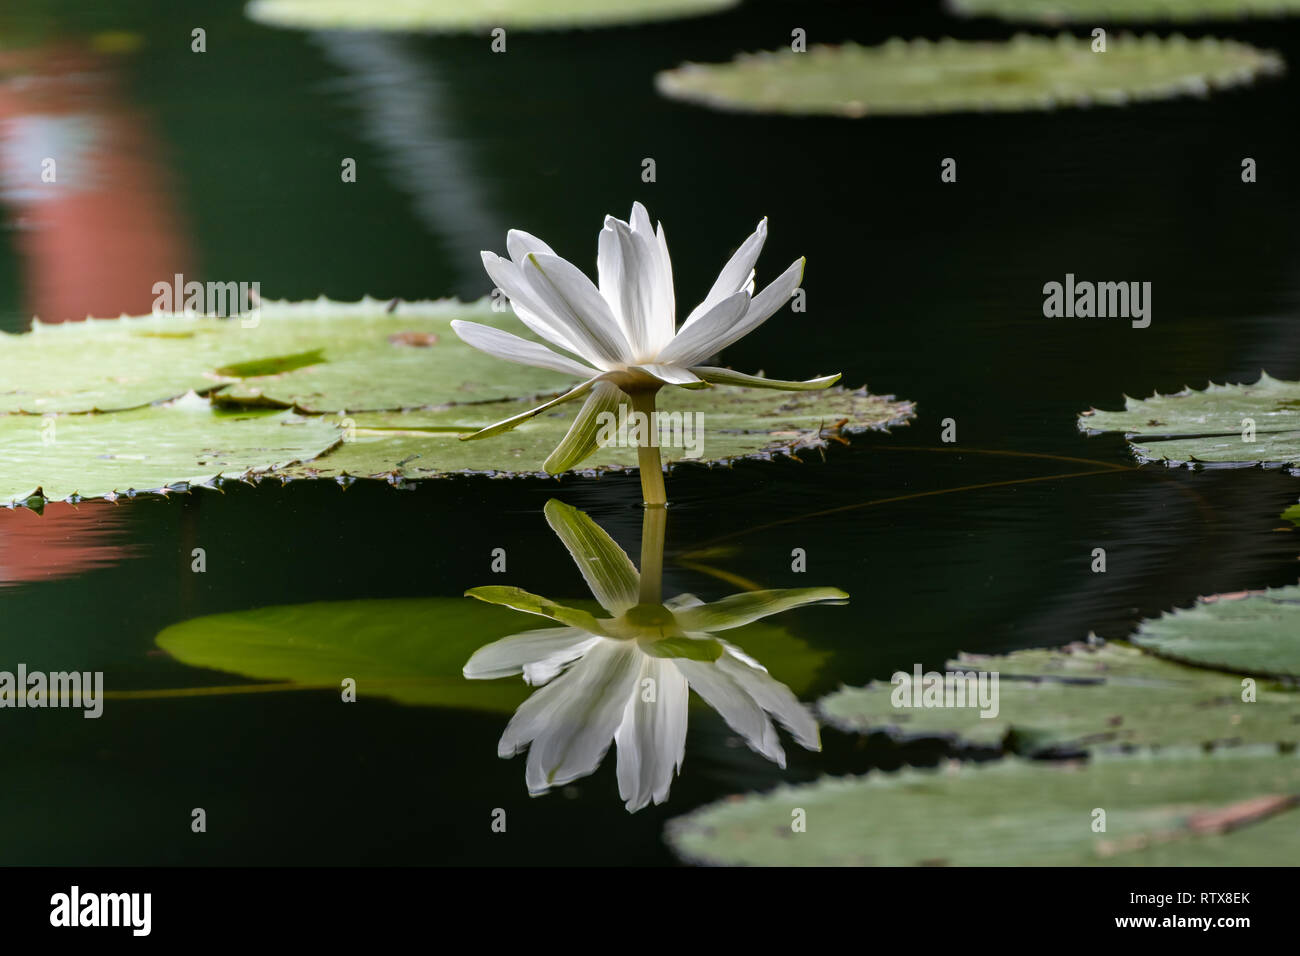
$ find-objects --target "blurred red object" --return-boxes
[0,499,133,587]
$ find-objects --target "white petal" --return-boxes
[600,219,660,360]
[506,228,555,262]
[653,223,676,352]
[524,253,633,367]
[629,201,654,236]
[498,640,642,794]
[663,258,803,367]
[523,635,603,686]
[676,659,786,767]
[463,626,595,681]
[615,657,689,812]
[451,320,596,378]
[682,218,767,329]
[635,363,702,386]
[481,251,588,358]
[653,289,750,367]
[718,649,820,751]
[663,593,704,612]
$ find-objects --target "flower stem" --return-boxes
[627,387,667,508]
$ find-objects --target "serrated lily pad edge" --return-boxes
[1078,371,1300,473]
[2,390,915,510]
[815,636,1300,755]
[945,0,1300,24]
[663,744,1300,866]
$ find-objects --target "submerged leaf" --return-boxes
[154,597,829,710]
[655,35,1283,117]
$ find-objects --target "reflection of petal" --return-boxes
[524,636,603,687]
[542,499,639,615]
[675,587,849,632]
[615,656,688,812]
[718,646,820,752]
[462,626,597,683]
[498,640,641,794]
[464,585,608,633]
[674,659,785,768]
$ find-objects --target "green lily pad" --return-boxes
[281,384,912,481]
[1079,373,1300,468]
[0,298,572,414]
[1283,502,1300,527]
[0,296,913,504]
[818,639,1300,754]
[654,34,1283,117]
[950,0,1300,23]
[1132,584,1300,679]
[665,747,1300,865]
[245,0,738,32]
[0,396,340,506]
[154,596,829,710]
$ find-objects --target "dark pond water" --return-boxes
[1,0,1298,864]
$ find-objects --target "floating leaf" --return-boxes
[665,748,1300,866]
[655,35,1283,117]
[0,396,340,505]
[818,640,1300,753]
[0,298,572,414]
[1132,584,1300,679]
[279,384,913,480]
[0,297,912,504]
[950,0,1300,24]
[245,0,738,32]
[154,597,830,710]
[1079,373,1300,468]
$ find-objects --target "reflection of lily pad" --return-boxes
[1079,373,1300,468]
[0,397,340,506]
[1132,585,1300,679]
[655,35,1283,117]
[281,385,913,481]
[155,597,829,711]
[818,640,1300,754]
[950,0,1300,23]
[665,747,1300,865]
[0,298,571,414]
[245,0,738,32]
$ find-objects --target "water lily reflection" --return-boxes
[464,500,846,811]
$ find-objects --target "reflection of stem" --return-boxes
[639,503,666,605]
[628,387,667,507]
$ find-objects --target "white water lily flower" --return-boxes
[450,202,840,475]
[462,500,845,812]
